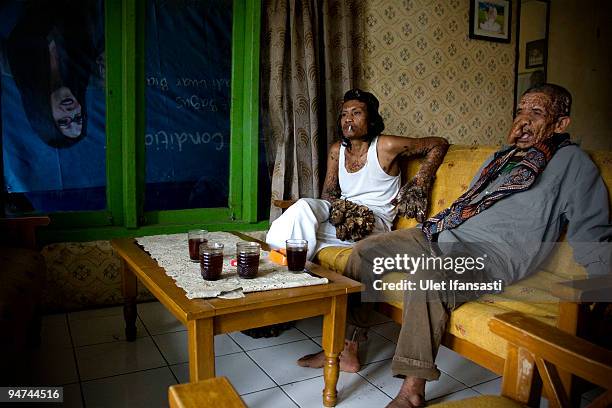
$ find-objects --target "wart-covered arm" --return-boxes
[321,142,342,203]
[392,137,449,222]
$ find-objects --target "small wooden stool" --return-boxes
[168,377,246,408]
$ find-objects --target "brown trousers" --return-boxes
[344,228,489,381]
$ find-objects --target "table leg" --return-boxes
[121,260,138,341]
[321,295,348,407]
[187,318,215,382]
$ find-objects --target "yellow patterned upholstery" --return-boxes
[395,145,499,230]
[314,145,611,359]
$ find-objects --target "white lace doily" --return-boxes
[135,232,328,299]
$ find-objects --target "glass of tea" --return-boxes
[188,229,208,261]
[236,242,260,279]
[285,239,308,272]
[200,242,224,281]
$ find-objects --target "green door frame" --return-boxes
[40,0,265,243]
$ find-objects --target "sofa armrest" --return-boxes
[0,216,50,249]
[272,200,297,209]
[489,312,612,405]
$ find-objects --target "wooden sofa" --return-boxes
[277,144,611,380]
[431,312,612,407]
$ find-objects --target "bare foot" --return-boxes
[296,340,360,373]
[386,377,426,408]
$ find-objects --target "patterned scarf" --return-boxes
[422,133,573,241]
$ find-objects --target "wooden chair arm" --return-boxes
[0,216,50,249]
[272,199,297,209]
[550,275,612,302]
[489,312,612,392]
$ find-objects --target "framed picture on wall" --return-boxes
[526,39,546,68]
[469,0,512,43]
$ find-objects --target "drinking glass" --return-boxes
[285,239,308,271]
[236,242,260,279]
[188,229,208,261]
[200,242,224,281]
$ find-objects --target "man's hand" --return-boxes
[392,178,431,222]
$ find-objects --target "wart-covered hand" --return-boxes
[329,199,376,241]
[391,178,431,223]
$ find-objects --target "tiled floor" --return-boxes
[31,301,599,408]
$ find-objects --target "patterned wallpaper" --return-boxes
[358,0,517,146]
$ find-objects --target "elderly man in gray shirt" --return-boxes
[297,84,611,408]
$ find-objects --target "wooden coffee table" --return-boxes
[111,232,362,407]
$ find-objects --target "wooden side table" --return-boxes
[112,233,362,407]
[169,377,246,408]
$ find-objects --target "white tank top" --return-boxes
[339,136,401,227]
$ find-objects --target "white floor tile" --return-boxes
[82,367,176,408]
[61,383,84,408]
[68,306,124,321]
[282,371,392,408]
[370,321,401,344]
[154,331,241,364]
[137,301,185,335]
[215,334,243,356]
[473,377,502,395]
[435,346,499,386]
[425,373,470,400]
[41,314,72,349]
[242,387,298,408]
[247,339,324,385]
[76,337,166,381]
[170,352,276,395]
[27,346,79,385]
[359,359,467,400]
[428,388,480,404]
[359,331,397,365]
[69,314,147,346]
[169,363,189,383]
[42,313,69,326]
[229,328,308,351]
[295,316,323,338]
[311,331,396,365]
[153,331,188,365]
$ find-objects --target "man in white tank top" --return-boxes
[266,89,449,261]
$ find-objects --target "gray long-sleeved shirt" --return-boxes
[437,145,611,283]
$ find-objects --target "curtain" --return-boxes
[260,0,363,221]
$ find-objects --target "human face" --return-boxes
[341,100,369,139]
[507,92,568,149]
[50,87,83,138]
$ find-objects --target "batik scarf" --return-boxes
[421,133,573,241]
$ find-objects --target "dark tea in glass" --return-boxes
[236,242,260,279]
[285,239,308,271]
[200,243,224,281]
[188,230,208,261]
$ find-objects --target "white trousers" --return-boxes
[266,198,391,261]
